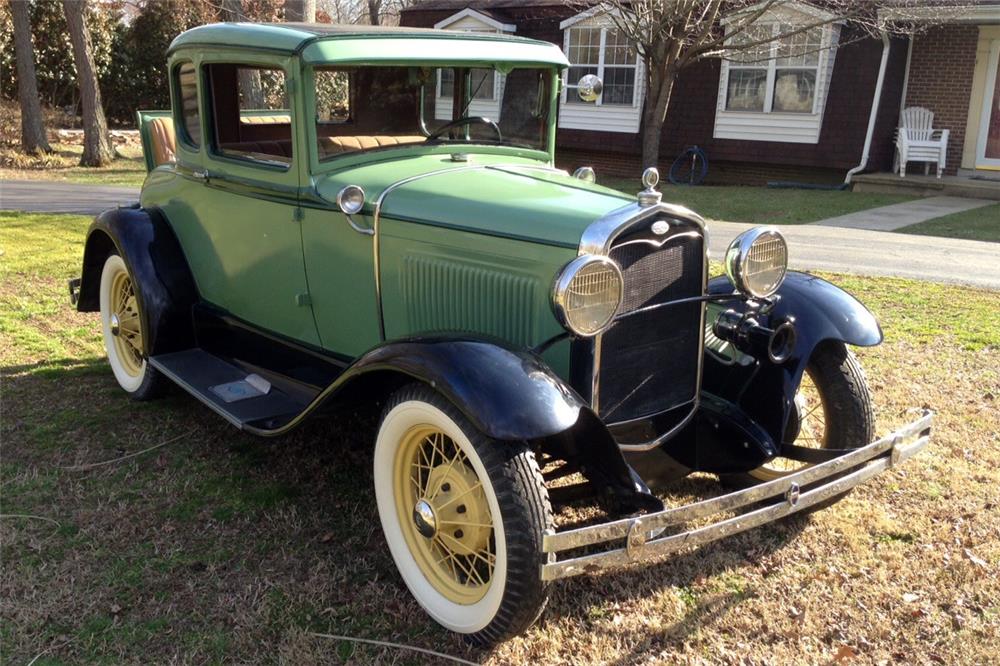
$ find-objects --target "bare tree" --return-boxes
[367,0,380,25]
[63,0,114,166]
[221,0,266,108]
[285,0,317,22]
[591,0,942,168]
[8,0,52,155]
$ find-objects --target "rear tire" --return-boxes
[99,253,164,401]
[723,342,874,506]
[373,384,552,645]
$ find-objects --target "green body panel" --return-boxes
[137,23,640,376]
[374,165,630,249]
[141,169,320,346]
[379,219,575,377]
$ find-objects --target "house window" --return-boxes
[438,68,496,101]
[724,23,823,114]
[565,25,638,106]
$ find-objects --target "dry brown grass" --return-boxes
[2,213,998,664]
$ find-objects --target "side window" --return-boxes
[175,61,201,147]
[205,63,292,167]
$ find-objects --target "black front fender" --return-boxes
[77,206,198,356]
[705,271,882,446]
[260,337,661,513]
[343,338,584,442]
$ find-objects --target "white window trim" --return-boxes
[714,4,843,144]
[558,10,644,134]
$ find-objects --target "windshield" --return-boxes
[312,65,553,161]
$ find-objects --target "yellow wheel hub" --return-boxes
[393,427,496,604]
[109,268,143,377]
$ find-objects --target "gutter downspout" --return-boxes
[845,31,891,185]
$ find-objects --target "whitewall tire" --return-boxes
[374,384,552,645]
[99,253,163,400]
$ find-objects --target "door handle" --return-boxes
[190,169,209,182]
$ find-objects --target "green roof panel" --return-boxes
[168,22,569,68]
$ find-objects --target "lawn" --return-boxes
[0,142,147,188]
[603,178,916,225]
[2,212,999,664]
[896,202,1000,243]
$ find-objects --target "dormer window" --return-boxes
[432,8,515,122]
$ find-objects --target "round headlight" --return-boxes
[724,227,788,299]
[552,255,623,337]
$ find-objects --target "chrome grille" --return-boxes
[597,224,704,423]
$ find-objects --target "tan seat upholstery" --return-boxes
[318,135,425,158]
[148,117,176,167]
[239,114,292,125]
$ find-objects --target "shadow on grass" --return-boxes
[2,359,811,661]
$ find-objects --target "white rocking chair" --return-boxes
[895,107,949,178]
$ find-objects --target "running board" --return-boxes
[149,349,309,431]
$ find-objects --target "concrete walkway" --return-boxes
[813,195,995,231]
[2,179,999,289]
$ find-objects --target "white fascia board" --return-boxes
[879,5,1000,24]
[434,8,516,33]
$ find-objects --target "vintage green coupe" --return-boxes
[70,23,931,644]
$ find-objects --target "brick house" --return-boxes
[401,0,1000,185]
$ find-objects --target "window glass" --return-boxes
[206,64,292,166]
[316,69,350,122]
[176,61,200,147]
[313,66,551,161]
[726,69,768,111]
[564,26,638,107]
[439,68,495,100]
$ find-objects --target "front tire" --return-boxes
[374,384,552,645]
[726,342,874,499]
[99,253,164,400]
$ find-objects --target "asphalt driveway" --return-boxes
[3,179,999,288]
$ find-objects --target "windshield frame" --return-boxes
[303,62,560,175]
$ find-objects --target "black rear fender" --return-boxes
[77,206,198,356]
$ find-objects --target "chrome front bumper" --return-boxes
[541,412,932,581]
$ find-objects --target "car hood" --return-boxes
[313,155,634,249]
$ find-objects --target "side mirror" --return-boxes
[577,74,603,102]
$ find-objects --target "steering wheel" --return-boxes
[426,116,503,143]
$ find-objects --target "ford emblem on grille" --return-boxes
[651,220,670,235]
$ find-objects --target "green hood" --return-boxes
[314,154,633,249]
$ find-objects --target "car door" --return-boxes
[165,55,320,346]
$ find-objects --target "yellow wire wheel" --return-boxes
[99,254,148,393]
[392,426,496,604]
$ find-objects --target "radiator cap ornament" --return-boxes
[638,167,662,207]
